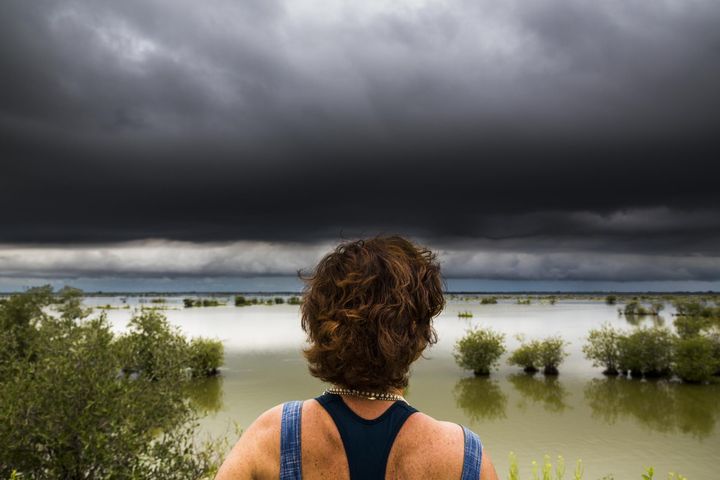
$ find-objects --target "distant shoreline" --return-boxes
[0,290,716,296]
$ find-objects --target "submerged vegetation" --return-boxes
[507,337,542,373]
[0,287,225,479]
[507,336,569,375]
[184,298,226,308]
[583,312,720,383]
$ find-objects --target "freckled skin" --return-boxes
[215,397,499,480]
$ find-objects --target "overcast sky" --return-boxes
[2,0,719,291]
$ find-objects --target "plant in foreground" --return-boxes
[508,454,684,480]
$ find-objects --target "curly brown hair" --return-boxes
[300,236,445,392]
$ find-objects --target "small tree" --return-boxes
[508,337,541,373]
[605,295,617,305]
[582,323,621,375]
[537,337,569,375]
[453,327,506,376]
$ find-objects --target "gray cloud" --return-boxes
[2,226,720,282]
[1,0,719,283]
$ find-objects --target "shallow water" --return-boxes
[96,297,720,479]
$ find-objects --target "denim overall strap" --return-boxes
[280,400,304,480]
[460,425,483,480]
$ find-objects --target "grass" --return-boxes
[507,453,687,480]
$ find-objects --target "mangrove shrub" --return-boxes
[453,327,506,376]
[673,335,720,383]
[582,323,621,375]
[508,338,541,373]
[0,288,223,480]
[617,327,675,378]
[537,336,569,375]
[116,309,189,381]
[189,337,225,377]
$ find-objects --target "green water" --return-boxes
[97,297,720,479]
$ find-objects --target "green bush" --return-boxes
[201,299,223,307]
[537,337,569,375]
[639,327,675,378]
[508,338,541,373]
[673,299,720,318]
[617,331,645,377]
[673,335,720,383]
[617,327,675,378]
[582,323,621,375]
[188,338,224,377]
[480,296,498,305]
[183,298,195,308]
[0,285,52,361]
[274,297,285,304]
[0,288,223,480]
[708,328,720,376]
[673,315,712,338]
[234,295,250,307]
[453,327,506,376]
[605,295,617,305]
[287,296,302,305]
[116,310,189,382]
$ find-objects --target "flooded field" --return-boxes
[91,296,720,479]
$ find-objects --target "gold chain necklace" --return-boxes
[324,386,407,402]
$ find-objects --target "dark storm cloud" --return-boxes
[1,0,720,281]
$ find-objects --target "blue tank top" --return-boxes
[279,394,483,480]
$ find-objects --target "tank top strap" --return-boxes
[280,400,304,480]
[459,425,483,480]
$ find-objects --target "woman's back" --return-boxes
[216,394,495,479]
[215,237,498,479]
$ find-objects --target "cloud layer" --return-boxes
[2,0,719,283]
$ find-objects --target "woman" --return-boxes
[216,236,499,480]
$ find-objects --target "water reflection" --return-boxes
[509,374,570,413]
[186,376,224,414]
[584,377,720,439]
[623,314,666,327]
[453,377,507,422]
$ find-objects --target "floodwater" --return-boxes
[93,296,720,479]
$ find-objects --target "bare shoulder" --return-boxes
[214,404,284,480]
[390,412,499,480]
